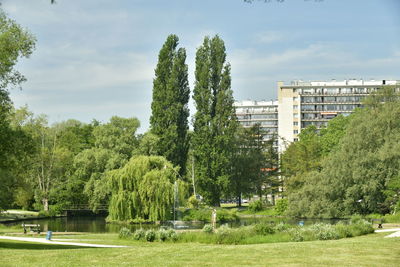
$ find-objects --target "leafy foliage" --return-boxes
[192,35,238,206]
[286,87,400,217]
[0,10,36,89]
[108,156,177,222]
[248,200,263,212]
[150,34,190,176]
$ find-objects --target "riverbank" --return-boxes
[0,232,399,266]
[0,210,64,224]
[0,210,41,223]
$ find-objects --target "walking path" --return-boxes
[374,228,400,238]
[0,236,128,248]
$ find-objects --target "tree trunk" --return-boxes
[42,198,49,211]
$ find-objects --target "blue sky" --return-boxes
[3,0,400,132]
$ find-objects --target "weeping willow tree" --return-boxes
[107,155,178,222]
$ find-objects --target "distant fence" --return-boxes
[64,204,108,211]
[63,205,108,217]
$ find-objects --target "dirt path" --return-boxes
[0,236,128,248]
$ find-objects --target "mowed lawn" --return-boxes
[0,232,399,266]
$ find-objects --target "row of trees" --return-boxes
[149,34,279,208]
[1,6,279,221]
[282,87,400,217]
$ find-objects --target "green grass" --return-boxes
[0,232,399,266]
[0,210,40,222]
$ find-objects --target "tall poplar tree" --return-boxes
[192,35,238,206]
[150,34,190,176]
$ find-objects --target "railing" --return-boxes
[65,204,108,210]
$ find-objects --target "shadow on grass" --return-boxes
[0,241,91,250]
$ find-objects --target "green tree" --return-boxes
[93,116,140,159]
[108,155,177,222]
[0,9,35,210]
[192,35,238,206]
[134,132,160,156]
[287,87,400,217]
[150,34,190,176]
[64,116,140,211]
[0,10,35,90]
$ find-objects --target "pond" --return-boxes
[1,215,344,233]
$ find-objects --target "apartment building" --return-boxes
[234,100,279,142]
[277,79,399,152]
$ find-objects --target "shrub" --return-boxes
[215,225,244,245]
[166,228,177,238]
[309,223,339,240]
[166,229,178,242]
[182,208,238,223]
[254,223,275,235]
[187,195,200,209]
[248,200,263,212]
[274,199,288,215]
[119,227,132,239]
[158,229,168,242]
[348,219,374,236]
[288,227,304,242]
[133,228,146,240]
[145,229,156,242]
[383,212,400,223]
[216,209,239,222]
[274,222,291,232]
[202,224,214,234]
[335,222,352,238]
[350,214,363,224]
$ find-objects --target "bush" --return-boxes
[182,208,238,223]
[119,227,132,239]
[254,223,275,235]
[248,200,263,212]
[158,229,168,242]
[215,225,246,245]
[274,199,288,215]
[274,222,291,232]
[133,228,146,240]
[202,224,214,234]
[335,222,352,238]
[187,195,200,209]
[145,229,156,242]
[166,229,178,242]
[350,214,363,224]
[309,223,339,240]
[383,213,400,223]
[348,219,374,236]
[288,227,305,242]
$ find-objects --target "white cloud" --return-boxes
[255,31,285,44]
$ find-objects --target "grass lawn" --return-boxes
[0,232,399,266]
[0,210,40,223]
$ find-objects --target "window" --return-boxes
[293,122,298,126]
[293,105,298,109]
[294,130,298,134]
[294,138,299,142]
[293,113,299,118]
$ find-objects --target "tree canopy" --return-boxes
[150,34,190,177]
[108,155,178,222]
[192,35,238,206]
[285,87,400,217]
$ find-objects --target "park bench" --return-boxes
[371,219,383,228]
[22,223,41,234]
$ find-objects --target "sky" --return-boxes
[2,0,400,133]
